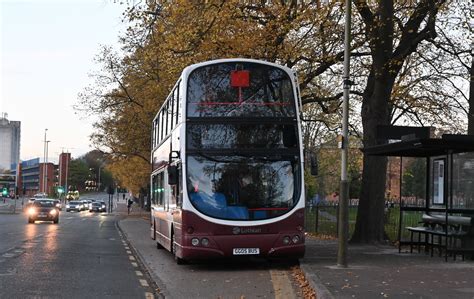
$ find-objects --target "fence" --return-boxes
[304,204,425,243]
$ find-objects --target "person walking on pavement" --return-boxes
[127,198,133,215]
[123,193,125,201]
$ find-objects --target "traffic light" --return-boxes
[57,186,64,194]
[2,188,7,196]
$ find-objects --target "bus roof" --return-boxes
[181,58,295,80]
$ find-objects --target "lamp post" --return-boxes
[45,140,50,195]
[98,166,102,192]
[43,129,48,193]
[337,0,351,268]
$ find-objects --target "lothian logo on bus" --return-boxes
[232,227,262,235]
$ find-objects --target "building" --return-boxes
[58,152,71,191]
[11,154,69,197]
[0,113,21,171]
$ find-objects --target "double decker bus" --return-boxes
[150,58,305,263]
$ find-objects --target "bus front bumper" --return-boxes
[179,234,305,260]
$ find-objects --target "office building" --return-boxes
[0,113,21,171]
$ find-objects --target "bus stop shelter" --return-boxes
[363,134,474,260]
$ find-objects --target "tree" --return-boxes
[402,158,426,199]
[351,0,447,243]
[68,159,90,192]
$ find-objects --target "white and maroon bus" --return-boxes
[150,58,305,264]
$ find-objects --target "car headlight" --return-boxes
[50,209,57,215]
[66,205,70,208]
[28,207,37,215]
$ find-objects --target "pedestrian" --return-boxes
[127,198,133,214]
[123,193,125,201]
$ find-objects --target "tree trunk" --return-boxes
[468,57,474,135]
[351,72,393,243]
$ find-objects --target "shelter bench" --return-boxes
[403,214,473,260]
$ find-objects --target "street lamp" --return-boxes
[98,165,103,192]
[45,140,50,195]
[43,129,48,194]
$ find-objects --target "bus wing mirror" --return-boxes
[310,153,318,176]
[168,165,178,185]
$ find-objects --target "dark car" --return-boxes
[89,202,105,212]
[66,201,81,212]
[97,200,107,212]
[27,199,59,224]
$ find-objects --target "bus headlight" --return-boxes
[191,238,200,246]
[50,209,57,215]
[292,235,300,244]
[283,236,291,245]
[201,238,209,247]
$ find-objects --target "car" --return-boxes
[66,201,82,212]
[52,199,62,210]
[27,199,59,224]
[97,200,107,212]
[81,200,91,211]
[89,202,105,212]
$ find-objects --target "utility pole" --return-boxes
[43,129,48,194]
[45,140,50,195]
[337,0,351,268]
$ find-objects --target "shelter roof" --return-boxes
[362,134,474,157]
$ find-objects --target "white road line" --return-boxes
[129,256,136,261]
[125,247,130,250]
[127,250,132,254]
[145,292,154,299]
[131,262,138,267]
[139,279,149,287]
[135,271,143,276]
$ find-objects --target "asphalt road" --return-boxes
[0,200,155,298]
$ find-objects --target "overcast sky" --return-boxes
[1,0,126,163]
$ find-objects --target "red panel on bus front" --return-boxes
[230,70,250,88]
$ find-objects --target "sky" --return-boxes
[1,0,126,163]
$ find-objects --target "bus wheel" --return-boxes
[172,231,186,265]
[156,241,164,249]
[151,221,156,240]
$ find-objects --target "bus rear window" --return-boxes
[187,62,296,118]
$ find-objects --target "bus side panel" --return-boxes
[179,208,305,260]
[172,209,183,257]
[154,209,172,251]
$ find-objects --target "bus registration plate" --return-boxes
[233,248,259,255]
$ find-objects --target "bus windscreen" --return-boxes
[186,155,301,221]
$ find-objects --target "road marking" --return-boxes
[131,262,138,267]
[125,246,130,250]
[129,256,136,261]
[127,250,132,254]
[145,292,154,299]
[135,271,143,276]
[2,253,15,258]
[269,270,297,299]
[139,279,149,287]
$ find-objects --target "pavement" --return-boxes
[114,201,474,298]
[300,238,474,299]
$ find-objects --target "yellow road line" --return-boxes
[270,270,297,299]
